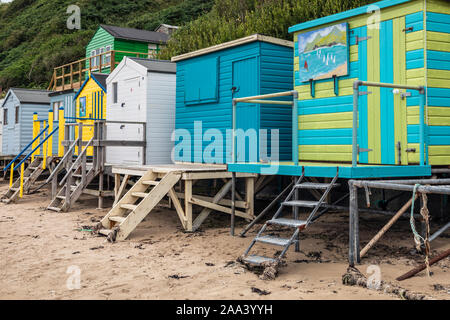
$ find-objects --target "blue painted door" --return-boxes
[233,57,259,162]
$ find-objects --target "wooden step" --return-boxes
[142,180,159,186]
[29,166,39,170]
[120,203,137,211]
[131,192,149,198]
[109,216,126,223]
[56,195,66,200]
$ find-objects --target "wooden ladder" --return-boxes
[1,157,50,204]
[95,170,181,242]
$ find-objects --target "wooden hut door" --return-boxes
[359,18,407,165]
[232,56,259,162]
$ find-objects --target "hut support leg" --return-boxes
[185,180,193,232]
[349,180,360,266]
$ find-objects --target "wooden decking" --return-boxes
[111,163,258,232]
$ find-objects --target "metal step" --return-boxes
[131,192,149,198]
[120,203,137,211]
[268,218,307,228]
[295,182,339,189]
[243,255,277,266]
[255,235,292,247]
[282,200,320,208]
[109,216,126,223]
[47,206,62,212]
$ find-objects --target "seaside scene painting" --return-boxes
[297,23,348,82]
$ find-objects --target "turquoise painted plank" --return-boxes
[298,128,353,145]
[227,163,431,178]
[298,95,353,115]
[288,0,412,33]
[406,49,424,69]
[428,50,450,71]
[408,125,450,145]
[427,12,450,34]
[358,26,369,163]
[405,11,423,33]
[380,19,395,165]
[407,87,450,107]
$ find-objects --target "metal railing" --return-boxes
[232,90,298,164]
[352,81,426,167]
[3,124,50,172]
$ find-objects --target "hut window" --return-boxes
[112,82,118,104]
[3,109,7,125]
[185,57,219,105]
[79,97,86,117]
[53,101,61,121]
[90,50,96,68]
[15,106,19,124]
[104,45,111,64]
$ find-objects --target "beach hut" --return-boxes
[171,34,294,164]
[105,57,176,165]
[0,88,50,156]
[86,24,170,74]
[48,89,77,154]
[73,72,108,155]
[229,0,450,269]
[229,0,449,178]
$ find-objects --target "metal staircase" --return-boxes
[47,137,98,212]
[1,157,51,204]
[95,170,181,242]
[241,170,339,267]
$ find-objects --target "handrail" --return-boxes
[232,90,298,165]
[352,80,426,167]
[13,126,59,171]
[45,138,79,184]
[59,137,94,186]
[3,124,49,171]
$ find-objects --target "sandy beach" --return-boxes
[0,181,448,300]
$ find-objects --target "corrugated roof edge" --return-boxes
[288,0,412,33]
[171,34,293,62]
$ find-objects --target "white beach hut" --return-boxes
[105,57,176,165]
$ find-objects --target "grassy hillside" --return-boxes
[159,0,378,59]
[0,0,214,93]
[1,0,379,94]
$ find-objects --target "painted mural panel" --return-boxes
[297,23,349,82]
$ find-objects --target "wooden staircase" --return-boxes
[47,138,98,212]
[95,170,181,242]
[1,157,50,204]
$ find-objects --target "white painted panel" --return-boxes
[146,72,176,164]
[106,63,146,165]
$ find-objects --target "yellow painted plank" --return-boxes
[428,78,450,88]
[298,112,353,129]
[299,145,352,162]
[406,30,424,52]
[294,56,299,71]
[350,44,358,62]
[393,16,408,165]
[427,0,450,14]
[367,25,381,164]
[408,144,450,165]
[428,69,450,80]
[295,78,357,99]
[427,31,450,43]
